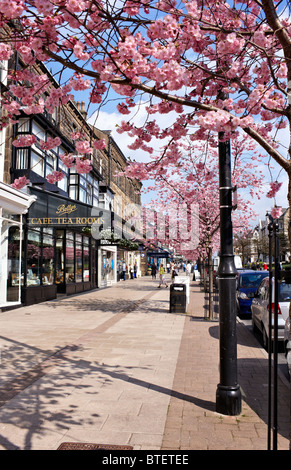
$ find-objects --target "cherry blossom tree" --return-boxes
[0,0,290,424]
[0,2,287,190]
[140,136,264,318]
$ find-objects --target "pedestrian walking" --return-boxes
[151,263,157,279]
[158,264,168,288]
[130,265,134,279]
[134,262,137,278]
[122,261,127,281]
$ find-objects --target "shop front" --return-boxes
[21,187,108,305]
[99,242,117,287]
[0,182,36,310]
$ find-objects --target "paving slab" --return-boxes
[0,275,289,451]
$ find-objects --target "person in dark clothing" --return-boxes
[151,263,157,279]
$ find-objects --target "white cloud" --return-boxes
[88,105,290,224]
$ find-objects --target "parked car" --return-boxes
[251,277,291,350]
[236,270,269,317]
[213,255,243,287]
[284,317,291,376]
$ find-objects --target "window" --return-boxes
[75,234,83,282]
[66,232,75,283]
[15,119,70,187]
[58,147,69,192]
[45,149,57,176]
[26,227,55,286]
[93,183,99,207]
[7,226,24,296]
[32,121,46,141]
[31,149,45,176]
[0,60,6,84]
[83,237,90,282]
[27,228,41,286]
[15,148,29,169]
[69,171,99,205]
[18,118,30,133]
[42,228,54,285]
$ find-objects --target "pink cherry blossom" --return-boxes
[11,176,30,190]
[74,158,92,174]
[75,140,93,154]
[270,206,283,219]
[0,42,13,60]
[266,181,283,198]
[40,136,62,150]
[60,153,75,168]
[93,139,106,150]
[46,170,65,184]
[12,135,37,147]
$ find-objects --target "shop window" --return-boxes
[27,228,41,286]
[7,226,24,300]
[101,249,115,282]
[83,237,90,282]
[75,234,83,282]
[66,231,75,283]
[42,228,54,285]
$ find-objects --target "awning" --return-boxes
[0,182,36,215]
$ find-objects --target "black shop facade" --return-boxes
[17,187,112,306]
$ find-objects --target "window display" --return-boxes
[42,228,54,285]
[66,231,75,283]
[75,234,82,282]
[27,228,41,286]
[101,249,115,282]
[83,237,90,282]
[7,226,23,289]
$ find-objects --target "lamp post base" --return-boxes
[216,384,242,416]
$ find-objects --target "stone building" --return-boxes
[0,51,143,308]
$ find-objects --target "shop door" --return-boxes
[6,226,22,302]
[91,246,98,287]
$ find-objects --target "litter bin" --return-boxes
[170,284,187,313]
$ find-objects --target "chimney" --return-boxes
[76,101,87,119]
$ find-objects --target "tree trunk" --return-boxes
[202,256,207,292]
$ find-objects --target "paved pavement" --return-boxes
[0,275,289,451]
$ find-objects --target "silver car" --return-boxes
[251,277,291,350]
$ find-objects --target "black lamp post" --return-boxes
[215,133,242,416]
